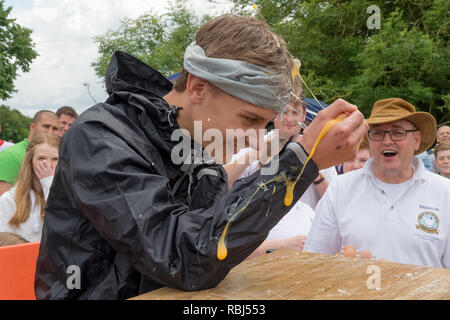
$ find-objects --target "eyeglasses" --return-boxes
[367,128,418,141]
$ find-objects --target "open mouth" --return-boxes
[382,150,398,158]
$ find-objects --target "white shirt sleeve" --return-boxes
[40,176,54,200]
[0,187,17,233]
[304,183,341,255]
[443,228,450,269]
[266,201,315,240]
[321,166,338,184]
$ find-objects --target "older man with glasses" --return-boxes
[304,98,450,269]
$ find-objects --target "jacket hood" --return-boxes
[105,51,173,97]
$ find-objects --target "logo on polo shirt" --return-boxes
[416,211,439,234]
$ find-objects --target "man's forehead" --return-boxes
[438,126,450,133]
[60,114,75,121]
[437,149,450,155]
[38,113,59,123]
[369,119,415,129]
[286,103,304,114]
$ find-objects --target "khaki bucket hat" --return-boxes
[367,98,437,155]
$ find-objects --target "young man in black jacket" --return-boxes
[35,14,367,299]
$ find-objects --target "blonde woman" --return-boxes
[0,132,59,242]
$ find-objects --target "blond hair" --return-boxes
[9,133,60,228]
[174,14,302,100]
[0,232,29,247]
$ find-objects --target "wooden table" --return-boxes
[131,250,450,300]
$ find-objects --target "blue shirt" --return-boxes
[417,149,438,173]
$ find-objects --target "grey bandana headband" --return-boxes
[183,42,291,113]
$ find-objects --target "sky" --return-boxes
[2,0,234,117]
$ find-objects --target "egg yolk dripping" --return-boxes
[217,114,358,260]
[216,224,230,261]
[217,86,360,261]
[217,177,281,260]
[217,113,360,260]
[283,113,348,206]
[284,60,357,205]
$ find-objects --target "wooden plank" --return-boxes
[130,250,450,300]
[277,254,382,299]
[366,266,449,300]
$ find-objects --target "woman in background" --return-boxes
[0,132,60,242]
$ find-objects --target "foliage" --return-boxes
[92,0,449,125]
[0,105,31,143]
[231,0,449,125]
[91,1,210,80]
[0,0,38,100]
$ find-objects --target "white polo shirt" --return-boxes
[299,165,337,210]
[304,157,450,269]
[266,201,315,240]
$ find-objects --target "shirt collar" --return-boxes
[361,156,427,185]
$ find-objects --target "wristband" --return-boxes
[313,173,325,185]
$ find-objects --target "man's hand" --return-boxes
[295,99,368,170]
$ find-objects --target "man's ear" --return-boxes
[186,74,210,104]
[414,130,422,152]
[29,122,35,135]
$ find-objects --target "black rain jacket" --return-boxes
[35,51,318,299]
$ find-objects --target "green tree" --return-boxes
[351,4,449,126]
[231,0,449,125]
[91,2,210,80]
[0,105,31,143]
[92,0,449,124]
[0,0,38,100]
